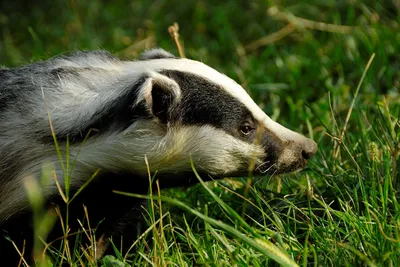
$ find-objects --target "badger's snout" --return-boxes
[255,117,318,174]
[299,137,318,161]
[271,134,318,173]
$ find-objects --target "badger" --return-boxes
[0,49,317,264]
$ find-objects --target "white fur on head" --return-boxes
[75,121,265,178]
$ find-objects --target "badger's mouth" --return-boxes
[253,158,307,176]
[249,141,315,176]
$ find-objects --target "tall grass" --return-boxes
[0,1,399,266]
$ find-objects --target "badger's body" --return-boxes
[0,49,317,264]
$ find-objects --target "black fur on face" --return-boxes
[160,70,255,140]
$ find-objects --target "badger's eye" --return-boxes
[240,124,255,136]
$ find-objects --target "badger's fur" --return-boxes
[0,49,317,263]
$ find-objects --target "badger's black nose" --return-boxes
[301,139,318,160]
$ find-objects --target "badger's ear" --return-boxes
[136,72,181,123]
[139,48,177,60]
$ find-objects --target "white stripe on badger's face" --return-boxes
[74,122,265,177]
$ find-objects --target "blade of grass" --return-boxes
[114,190,298,267]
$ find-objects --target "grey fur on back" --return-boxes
[0,51,146,219]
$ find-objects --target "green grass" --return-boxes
[1,0,399,266]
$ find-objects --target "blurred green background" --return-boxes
[1,0,399,135]
[1,1,399,265]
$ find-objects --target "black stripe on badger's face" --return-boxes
[158,70,285,174]
[160,70,256,140]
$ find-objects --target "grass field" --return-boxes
[1,1,399,266]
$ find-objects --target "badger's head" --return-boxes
[77,49,317,186]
